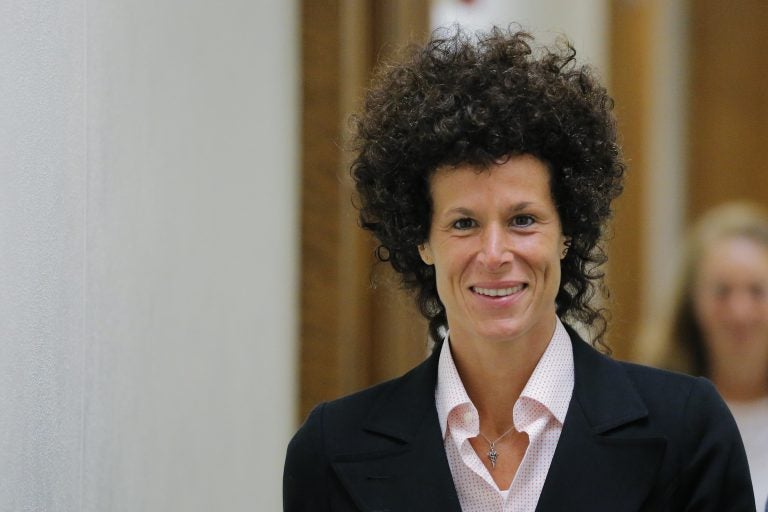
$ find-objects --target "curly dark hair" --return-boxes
[351,26,625,350]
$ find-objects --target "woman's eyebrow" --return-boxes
[441,202,538,216]
[509,201,534,213]
[443,206,474,217]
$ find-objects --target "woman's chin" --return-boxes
[467,318,542,345]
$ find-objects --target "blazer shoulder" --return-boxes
[290,353,437,454]
[619,361,701,395]
[615,360,733,425]
[283,372,418,512]
[287,375,400,455]
[618,361,727,412]
[322,357,432,427]
[618,361,754,506]
[581,357,754,510]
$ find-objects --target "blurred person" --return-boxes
[284,27,755,511]
[639,201,768,511]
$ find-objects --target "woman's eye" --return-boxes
[452,218,476,230]
[750,284,766,300]
[713,284,730,299]
[511,215,535,227]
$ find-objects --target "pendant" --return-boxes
[487,444,498,469]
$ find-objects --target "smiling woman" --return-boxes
[283,26,755,512]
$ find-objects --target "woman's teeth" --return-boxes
[472,285,524,297]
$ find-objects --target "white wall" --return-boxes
[431,0,608,72]
[0,1,298,510]
[643,2,688,320]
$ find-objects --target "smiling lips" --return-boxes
[471,284,526,297]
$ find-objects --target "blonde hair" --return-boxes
[636,201,768,375]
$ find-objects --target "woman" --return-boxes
[639,201,768,511]
[284,27,754,511]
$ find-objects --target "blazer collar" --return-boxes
[535,328,667,511]
[360,345,442,442]
[331,345,463,511]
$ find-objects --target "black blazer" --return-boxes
[284,331,755,511]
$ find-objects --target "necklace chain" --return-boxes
[479,424,516,469]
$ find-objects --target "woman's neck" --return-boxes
[448,319,556,434]
[711,366,768,402]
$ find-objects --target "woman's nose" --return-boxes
[724,290,761,323]
[479,225,511,270]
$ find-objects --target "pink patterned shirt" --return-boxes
[435,318,574,512]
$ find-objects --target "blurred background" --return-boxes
[1,0,766,510]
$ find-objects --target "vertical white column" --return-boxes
[82,1,299,510]
[644,2,689,322]
[0,1,87,510]
[0,0,298,510]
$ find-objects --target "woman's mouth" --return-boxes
[471,284,526,297]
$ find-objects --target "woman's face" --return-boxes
[419,154,567,347]
[693,235,768,371]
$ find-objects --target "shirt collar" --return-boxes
[518,318,574,425]
[434,317,574,438]
[435,329,474,439]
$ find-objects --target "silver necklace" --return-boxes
[479,425,516,469]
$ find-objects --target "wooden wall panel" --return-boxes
[299,0,430,422]
[688,0,768,219]
[367,0,431,384]
[300,0,345,419]
[605,0,657,359]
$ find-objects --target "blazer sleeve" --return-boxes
[668,377,756,511]
[283,403,331,512]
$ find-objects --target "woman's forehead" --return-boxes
[430,156,551,198]
[698,236,768,277]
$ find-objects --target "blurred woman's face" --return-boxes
[693,235,768,371]
[418,154,567,348]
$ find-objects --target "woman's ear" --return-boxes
[418,243,434,265]
[560,236,572,260]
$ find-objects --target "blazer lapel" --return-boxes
[331,345,462,512]
[536,333,667,511]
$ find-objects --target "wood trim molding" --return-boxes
[688,0,768,219]
[605,0,658,359]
